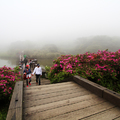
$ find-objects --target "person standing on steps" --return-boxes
[32,63,42,85]
[29,59,32,69]
[24,54,26,60]
[23,64,32,87]
[24,57,28,67]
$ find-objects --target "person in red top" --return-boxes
[23,65,32,87]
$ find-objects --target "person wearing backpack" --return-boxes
[23,64,32,87]
[32,63,42,85]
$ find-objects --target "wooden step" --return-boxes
[81,107,120,120]
[47,102,115,120]
[24,83,81,95]
[24,81,74,90]
[24,87,90,101]
[23,94,97,115]
[24,84,86,98]
[23,97,108,120]
[23,90,91,108]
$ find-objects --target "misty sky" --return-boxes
[0,0,120,46]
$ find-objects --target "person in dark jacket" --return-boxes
[24,58,28,67]
[23,64,32,87]
[29,59,32,69]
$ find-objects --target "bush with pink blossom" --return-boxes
[48,49,120,93]
[0,66,21,100]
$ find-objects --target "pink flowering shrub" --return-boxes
[0,66,21,100]
[48,49,120,93]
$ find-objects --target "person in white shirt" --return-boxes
[32,64,42,85]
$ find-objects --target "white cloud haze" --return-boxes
[0,0,120,50]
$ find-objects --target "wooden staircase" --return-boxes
[23,81,120,120]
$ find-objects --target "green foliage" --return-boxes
[0,107,8,120]
[45,65,51,78]
[14,66,20,73]
[48,71,72,83]
[0,99,9,120]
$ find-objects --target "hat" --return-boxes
[37,64,40,66]
[26,65,29,67]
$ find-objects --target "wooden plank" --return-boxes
[6,81,23,120]
[23,97,106,120]
[73,75,107,97]
[48,102,115,120]
[23,94,97,115]
[23,90,92,108]
[24,84,82,95]
[114,117,120,120]
[24,81,76,90]
[103,89,120,107]
[81,107,120,120]
[9,81,23,109]
[24,83,79,92]
[24,85,82,96]
[24,87,90,101]
[24,86,86,99]
[6,108,22,120]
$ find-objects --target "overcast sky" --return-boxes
[0,0,120,46]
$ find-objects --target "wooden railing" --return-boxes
[6,81,23,120]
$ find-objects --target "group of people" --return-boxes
[23,59,42,87]
[20,54,28,69]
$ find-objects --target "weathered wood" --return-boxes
[24,87,89,101]
[23,90,91,108]
[9,82,23,109]
[24,84,81,94]
[23,97,106,120]
[23,75,120,120]
[24,81,74,90]
[6,108,22,120]
[6,81,23,120]
[73,75,120,108]
[23,85,84,100]
[80,107,120,120]
[73,75,107,97]
[114,117,120,120]
[47,102,115,120]
[103,89,120,108]
[23,86,85,100]
[24,94,97,115]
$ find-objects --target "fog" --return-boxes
[0,0,120,53]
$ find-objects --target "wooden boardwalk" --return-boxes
[23,80,120,120]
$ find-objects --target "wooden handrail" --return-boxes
[6,81,23,120]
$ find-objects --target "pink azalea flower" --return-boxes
[1,74,4,77]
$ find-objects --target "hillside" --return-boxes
[74,36,120,54]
